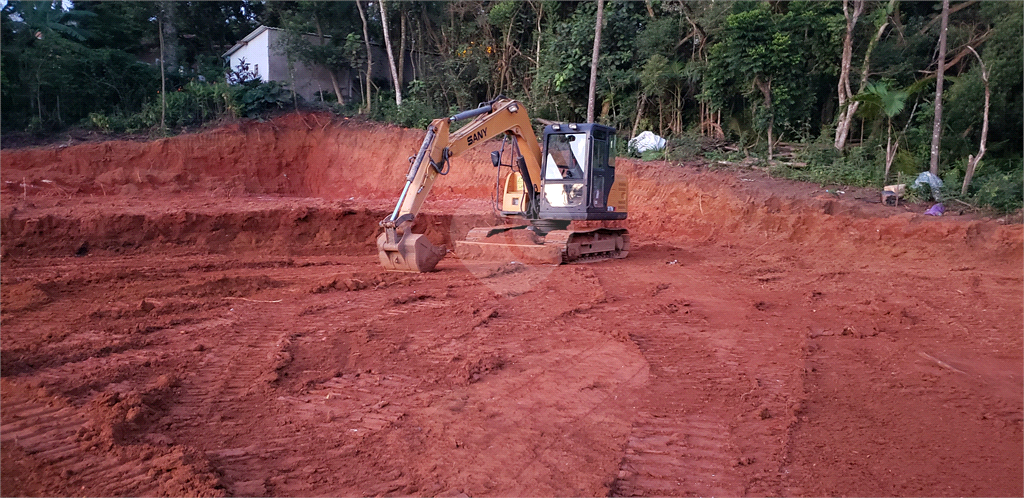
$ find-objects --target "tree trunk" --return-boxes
[415,16,424,82]
[379,0,402,107]
[632,92,646,138]
[534,1,543,79]
[160,1,178,74]
[671,85,679,135]
[755,76,774,161]
[398,12,407,89]
[158,12,166,133]
[356,0,373,114]
[929,0,950,176]
[884,124,897,180]
[586,0,604,123]
[499,3,520,96]
[834,0,864,150]
[836,0,894,150]
[962,46,990,195]
[326,69,344,105]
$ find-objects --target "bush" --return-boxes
[86,111,147,134]
[774,143,883,187]
[229,79,290,119]
[135,80,233,129]
[371,94,440,129]
[222,58,291,119]
[973,168,1024,212]
[666,133,704,162]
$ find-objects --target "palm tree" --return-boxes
[852,80,907,181]
[6,1,94,42]
[4,1,95,127]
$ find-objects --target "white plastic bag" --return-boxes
[629,131,666,155]
[914,171,944,200]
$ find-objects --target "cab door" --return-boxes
[539,131,589,219]
[588,130,611,212]
[584,126,624,219]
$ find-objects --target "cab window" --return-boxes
[544,133,588,180]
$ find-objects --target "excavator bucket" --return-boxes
[377,232,447,272]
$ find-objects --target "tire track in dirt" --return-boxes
[611,320,747,497]
[161,287,411,496]
[0,383,216,496]
[396,316,647,496]
[597,255,807,498]
[166,306,307,496]
[167,314,268,413]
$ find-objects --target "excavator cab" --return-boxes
[537,123,626,222]
[499,123,627,222]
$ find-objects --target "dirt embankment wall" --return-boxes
[620,161,1023,268]
[2,112,1020,266]
[1,114,497,201]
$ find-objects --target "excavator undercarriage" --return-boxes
[454,226,629,266]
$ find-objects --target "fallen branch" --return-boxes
[224,297,283,304]
[918,351,966,374]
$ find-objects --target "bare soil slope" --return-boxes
[2,113,1021,497]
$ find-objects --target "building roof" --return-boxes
[222,25,277,58]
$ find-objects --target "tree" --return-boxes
[853,80,908,180]
[586,0,604,123]
[175,2,265,80]
[355,0,373,113]
[704,3,842,159]
[277,2,362,105]
[2,1,96,129]
[535,2,645,126]
[834,0,865,150]
[379,0,402,107]
[159,1,178,73]
[6,0,93,42]
[158,3,167,132]
[487,0,538,99]
[835,0,899,151]
[960,46,989,195]
[928,0,950,175]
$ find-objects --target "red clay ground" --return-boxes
[2,113,1022,497]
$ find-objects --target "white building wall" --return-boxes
[225,25,433,104]
[227,28,272,82]
[226,26,349,102]
[266,29,350,102]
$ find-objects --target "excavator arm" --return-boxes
[378,98,542,272]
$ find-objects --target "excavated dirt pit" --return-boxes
[2,113,1022,497]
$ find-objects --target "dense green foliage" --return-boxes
[1,0,1020,211]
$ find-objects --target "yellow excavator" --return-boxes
[377,97,629,272]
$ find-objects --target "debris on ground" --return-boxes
[629,131,666,154]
